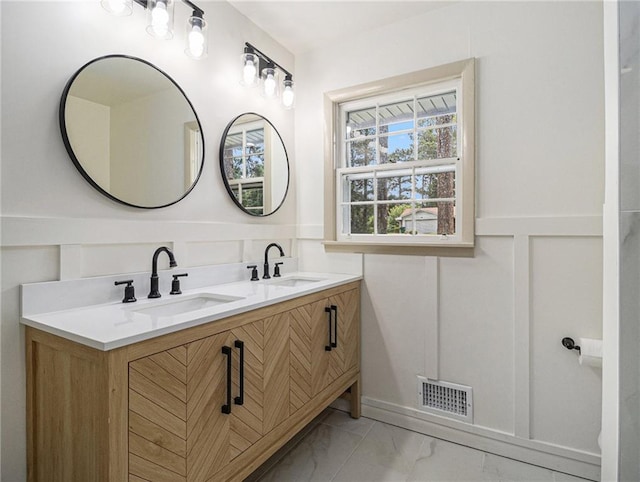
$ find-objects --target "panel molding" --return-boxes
[425,257,439,380]
[513,235,531,438]
[1,215,297,247]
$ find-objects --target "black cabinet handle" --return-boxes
[324,307,332,351]
[221,346,232,414]
[331,305,338,348]
[234,340,244,405]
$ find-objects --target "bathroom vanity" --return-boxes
[22,272,361,482]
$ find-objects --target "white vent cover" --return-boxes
[417,376,473,423]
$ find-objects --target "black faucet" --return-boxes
[148,246,177,298]
[263,243,285,279]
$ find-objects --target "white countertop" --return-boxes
[20,272,361,351]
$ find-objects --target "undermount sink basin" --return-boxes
[266,276,325,288]
[130,293,244,317]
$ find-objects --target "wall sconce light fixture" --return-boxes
[102,0,208,59]
[241,43,294,109]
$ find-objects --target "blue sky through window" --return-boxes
[387,120,413,155]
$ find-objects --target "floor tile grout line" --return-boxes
[328,420,377,481]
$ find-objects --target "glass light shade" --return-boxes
[282,78,295,109]
[185,15,208,59]
[146,0,174,39]
[261,66,278,98]
[101,0,133,16]
[241,52,259,86]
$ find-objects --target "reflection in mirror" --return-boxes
[220,113,289,216]
[60,55,204,208]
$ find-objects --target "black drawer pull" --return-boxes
[325,306,332,351]
[330,305,338,348]
[221,345,232,414]
[234,340,244,406]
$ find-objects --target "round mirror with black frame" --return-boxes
[59,54,205,209]
[219,113,289,216]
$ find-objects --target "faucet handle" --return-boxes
[170,273,188,295]
[247,265,259,281]
[115,280,136,303]
[274,262,283,278]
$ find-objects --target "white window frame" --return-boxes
[323,59,475,255]
[336,80,463,244]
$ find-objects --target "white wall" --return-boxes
[295,1,604,479]
[0,2,296,480]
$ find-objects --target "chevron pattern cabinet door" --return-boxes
[186,332,232,482]
[229,321,264,460]
[128,347,188,482]
[263,313,290,433]
[310,299,336,396]
[290,294,360,401]
[289,305,313,414]
[329,289,360,375]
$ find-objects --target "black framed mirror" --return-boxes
[219,113,289,216]
[59,54,205,209]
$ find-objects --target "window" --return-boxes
[324,59,475,254]
[222,120,266,215]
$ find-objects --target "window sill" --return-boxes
[323,240,475,257]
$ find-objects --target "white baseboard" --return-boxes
[353,397,600,481]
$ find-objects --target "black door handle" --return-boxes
[234,340,244,405]
[221,345,232,414]
[330,305,338,348]
[324,306,332,351]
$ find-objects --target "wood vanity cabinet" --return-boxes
[26,281,360,482]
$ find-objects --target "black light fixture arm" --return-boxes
[245,42,292,79]
[132,0,205,17]
[182,0,204,16]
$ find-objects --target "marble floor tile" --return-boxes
[322,408,376,436]
[407,437,490,482]
[482,453,555,481]
[257,422,363,482]
[246,410,334,482]
[332,421,429,481]
[332,459,411,482]
[249,413,595,482]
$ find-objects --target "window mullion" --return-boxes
[375,103,380,166]
[411,163,416,211]
[373,170,378,235]
[242,130,248,179]
[374,103,380,236]
[413,96,418,162]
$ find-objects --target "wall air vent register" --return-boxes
[417,376,473,423]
